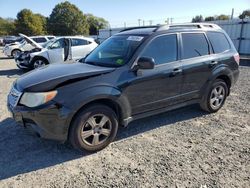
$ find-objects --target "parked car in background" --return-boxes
[30,36,56,45]
[3,36,23,45]
[7,23,239,152]
[15,36,98,69]
[3,33,43,58]
[3,34,56,58]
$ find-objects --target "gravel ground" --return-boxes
[0,51,249,188]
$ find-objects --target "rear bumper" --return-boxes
[232,69,239,86]
[7,103,72,142]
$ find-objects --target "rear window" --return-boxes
[71,39,89,46]
[207,32,231,53]
[181,33,209,59]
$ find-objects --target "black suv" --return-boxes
[7,23,239,152]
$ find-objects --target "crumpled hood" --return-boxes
[16,63,115,92]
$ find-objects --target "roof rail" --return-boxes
[165,23,221,30]
[119,26,160,33]
[119,23,221,33]
[155,23,221,31]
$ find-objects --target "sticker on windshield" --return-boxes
[127,36,144,41]
[116,59,124,65]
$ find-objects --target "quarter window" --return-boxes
[181,33,209,59]
[141,34,177,65]
[207,32,230,53]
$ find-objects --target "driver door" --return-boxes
[124,34,183,115]
[47,38,65,64]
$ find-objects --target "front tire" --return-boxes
[11,49,21,58]
[200,79,228,113]
[69,105,118,152]
[32,58,48,69]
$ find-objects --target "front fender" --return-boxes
[64,85,131,127]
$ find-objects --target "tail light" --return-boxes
[234,53,240,65]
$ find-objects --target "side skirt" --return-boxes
[122,99,200,127]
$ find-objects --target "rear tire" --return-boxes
[69,105,118,152]
[200,79,228,113]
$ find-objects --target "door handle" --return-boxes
[171,68,182,76]
[209,61,218,67]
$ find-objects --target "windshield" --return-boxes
[43,39,55,48]
[85,35,145,67]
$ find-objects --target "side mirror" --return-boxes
[136,57,155,70]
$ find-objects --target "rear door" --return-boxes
[180,32,213,101]
[71,38,91,59]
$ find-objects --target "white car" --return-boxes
[15,36,98,69]
[30,36,56,45]
[3,34,42,58]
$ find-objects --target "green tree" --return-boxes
[86,14,109,35]
[35,14,48,34]
[216,14,230,20]
[0,17,15,35]
[191,15,204,23]
[48,1,89,35]
[205,16,215,21]
[15,9,47,35]
[239,10,250,19]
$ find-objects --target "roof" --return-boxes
[116,23,223,36]
[56,36,95,41]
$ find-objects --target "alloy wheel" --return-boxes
[209,85,225,110]
[12,50,20,58]
[34,60,46,69]
[81,114,112,146]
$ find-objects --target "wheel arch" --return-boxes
[65,86,131,140]
[215,75,231,95]
[11,49,21,56]
[31,55,49,65]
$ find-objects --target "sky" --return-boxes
[0,0,249,27]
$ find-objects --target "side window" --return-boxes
[71,39,88,46]
[207,32,230,53]
[32,37,47,43]
[50,39,65,49]
[141,34,177,65]
[48,37,55,40]
[181,33,209,59]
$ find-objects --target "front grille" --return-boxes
[8,86,22,109]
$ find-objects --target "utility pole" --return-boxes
[138,19,141,26]
[170,18,174,24]
[231,8,234,19]
[124,22,126,28]
[165,18,169,24]
[149,20,153,26]
[143,20,145,26]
